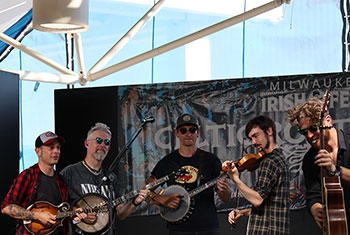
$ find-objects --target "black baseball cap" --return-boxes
[176,113,199,129]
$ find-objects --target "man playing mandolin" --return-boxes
[1,131,86,235]
[288,98,350,232]
[145,113,232,235]
[223,115,290,235]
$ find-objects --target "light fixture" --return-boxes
[33,0,89,33]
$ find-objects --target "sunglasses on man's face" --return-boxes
[297,122,320,135]
[178,127,198,135]
[93,137,111,146]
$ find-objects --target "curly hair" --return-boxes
[287,98,327,126]
[87,122,112,139]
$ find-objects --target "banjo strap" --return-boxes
[197,149,206,187]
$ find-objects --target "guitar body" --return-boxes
[323,176,348,235]
[158,185,192,224]
[76,193,110,233]
[23,201,70,235]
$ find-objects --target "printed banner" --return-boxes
[114,72,350,215]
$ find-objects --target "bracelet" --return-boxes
[328,165,342,177]
[132,198,141,207]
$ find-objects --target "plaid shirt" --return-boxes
[247,148,290,235]
[1,163,69,235]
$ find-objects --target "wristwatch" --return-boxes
[328,165,342,177]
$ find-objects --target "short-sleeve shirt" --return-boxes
[60,161,122,235]
[151,148,222,232]
[247,148,290,235]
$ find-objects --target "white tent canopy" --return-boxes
[0,0,291,85]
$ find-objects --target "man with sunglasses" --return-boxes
[145,113,232,235]
[60,122,149,234]
[287,98,350,230]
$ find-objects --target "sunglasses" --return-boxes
[178,127,198,135]
[91,137,111,146]
[297,122,320,135]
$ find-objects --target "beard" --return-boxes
[93,152,107,161]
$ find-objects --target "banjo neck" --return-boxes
[108,169,184,207]
[188,174,227,198]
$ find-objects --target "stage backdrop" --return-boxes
[56,72,350,217]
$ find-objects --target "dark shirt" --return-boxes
[1,164,68,235]
[303,129,350,227]
[248,148,290,235]
[60,161,122,235]
[151,148,222,233]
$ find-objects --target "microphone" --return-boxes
[142,117,155,123]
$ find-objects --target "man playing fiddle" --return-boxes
[223,115,290,235]
[287,98,350,230]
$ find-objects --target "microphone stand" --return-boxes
[98,119,151,235]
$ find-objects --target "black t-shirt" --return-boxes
[303,129,350,227]
[35,172,63,235]
[151,148,222,232]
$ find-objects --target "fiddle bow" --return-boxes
[319,90,348,235]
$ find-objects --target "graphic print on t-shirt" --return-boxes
[80,183,112,199]
[175,166,198,184]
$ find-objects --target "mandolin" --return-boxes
[23,201,81,235]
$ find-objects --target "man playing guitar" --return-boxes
[288,97,349,232]
[1,131,85,235]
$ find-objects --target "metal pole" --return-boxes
[88,0,287,82]
[88,0,167,75]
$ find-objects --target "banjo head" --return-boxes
[76,193,109,233]
[159,185,191,223]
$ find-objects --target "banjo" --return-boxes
[158,174,227,223]
[76,168,186,233]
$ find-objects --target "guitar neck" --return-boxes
[189,174,226,198]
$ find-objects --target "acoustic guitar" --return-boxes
[319,90,348,235]
[158,174,227,223]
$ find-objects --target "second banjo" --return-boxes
[158,174,227,223]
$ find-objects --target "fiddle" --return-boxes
[223,150,269,173]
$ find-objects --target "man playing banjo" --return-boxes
[145,113,232,235]
[60,122,149,234]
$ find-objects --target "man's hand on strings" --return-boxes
[314,149,336,172]
[222,161,239,181]
[72,208,87,223]
[133,189,149,206]
[159,194,182,209]
[83,212,97,225]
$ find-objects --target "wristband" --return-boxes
[328,165,342,177]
